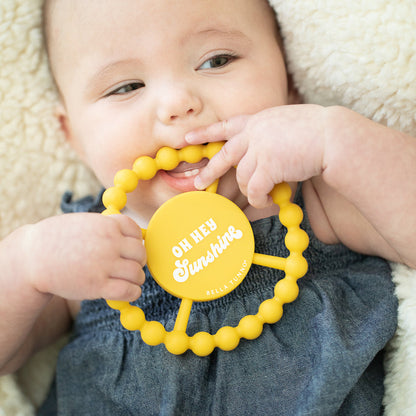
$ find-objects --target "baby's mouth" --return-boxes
[165,159,208,178]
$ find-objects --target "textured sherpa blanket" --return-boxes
[0,0,415,414]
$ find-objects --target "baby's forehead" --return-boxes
[44,0,281,88]
[43,0,84,75]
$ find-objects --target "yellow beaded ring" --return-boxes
[102,142,309,356]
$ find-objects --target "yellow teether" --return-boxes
[102,143,309,356]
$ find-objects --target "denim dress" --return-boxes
[38,189,397,416]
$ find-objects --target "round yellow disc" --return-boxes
[145,191,254,301]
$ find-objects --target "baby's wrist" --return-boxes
[12,224,54,299]
[1,226,52,309]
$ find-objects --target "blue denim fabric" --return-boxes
[39,190,397,415]
[61,190,105,213]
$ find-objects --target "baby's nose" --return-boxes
[156,84,203,124]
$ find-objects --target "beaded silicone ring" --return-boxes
[101,143,309,356]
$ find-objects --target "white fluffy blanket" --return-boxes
[1,0,415,414]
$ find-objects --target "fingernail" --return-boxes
[194,176,205,190]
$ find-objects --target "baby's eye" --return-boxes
[198,54,236,70]
[108,82,144,96]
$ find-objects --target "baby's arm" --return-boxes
[0,213,145,374]
[185,105,416,269]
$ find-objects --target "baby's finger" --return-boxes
[111,214,143,239]
[111,258,146,286]
[194,138,246,190]
[185,115,249,144]
[120,236,147,265]
[235,153,257,190]
[102,277,143,302]
[246,169,275,208]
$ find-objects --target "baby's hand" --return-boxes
[186,105,326,207]
[23,213,146,302]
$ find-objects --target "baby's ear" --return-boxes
[55,103,85,159]
[55,102,72,141]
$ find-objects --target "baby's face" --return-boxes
[52,0,288,225]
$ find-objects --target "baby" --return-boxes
[1,0,415,414]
